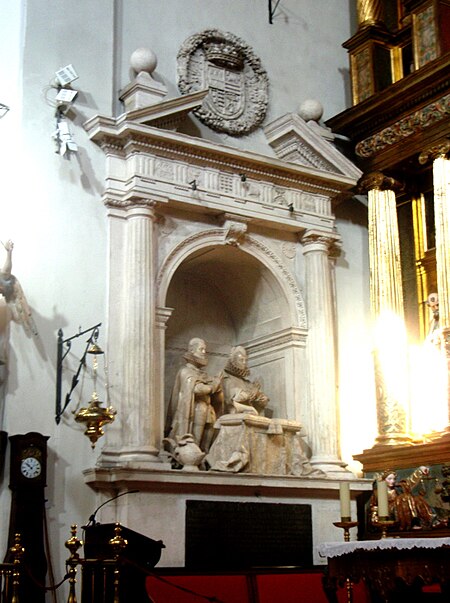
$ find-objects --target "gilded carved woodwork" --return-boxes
[356,0,384,27]
[327,2,450,460]
[356,93,450,158]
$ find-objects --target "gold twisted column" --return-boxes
[361,172,411,445]
[356,0,384,28]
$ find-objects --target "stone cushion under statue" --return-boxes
[206,413,316,476]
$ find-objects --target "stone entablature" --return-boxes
[84,110,360,235]
[106,152,333,227]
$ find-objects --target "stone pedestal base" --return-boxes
[205,413,315,476]
[96,446,171,470]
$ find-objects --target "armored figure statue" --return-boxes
[165,338,222,453]
[222,346,269,415]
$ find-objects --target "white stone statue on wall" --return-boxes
[0,241,37,365]
[164,337,223,455]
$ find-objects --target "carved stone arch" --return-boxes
[156,227,306,330]
[156,226,308,423]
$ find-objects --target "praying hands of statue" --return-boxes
[193,374,220,395]
[208,374,222,394]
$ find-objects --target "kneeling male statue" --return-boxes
[165,338,222,453]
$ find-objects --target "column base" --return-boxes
[374,433,413,446]
[309,456,350,477]
[96,446,171,470]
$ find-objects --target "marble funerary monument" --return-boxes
[82,33,369,565]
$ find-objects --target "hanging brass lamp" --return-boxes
[74,392,116,449]
[74,337,115,448]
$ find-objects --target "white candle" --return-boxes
[377,479,389,518]
[339,482,351,520]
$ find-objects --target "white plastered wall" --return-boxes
[0,0,372,574]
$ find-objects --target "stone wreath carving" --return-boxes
[177,29,269,136]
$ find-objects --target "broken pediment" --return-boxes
[118,89,209,131]
[264,112,361,179]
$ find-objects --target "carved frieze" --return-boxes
[356,93,450,158]
[177,29,269,136]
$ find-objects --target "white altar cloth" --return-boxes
[318,537,450,559]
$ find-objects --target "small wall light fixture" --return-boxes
[51,64,79,155]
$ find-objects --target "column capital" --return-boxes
[358,171,403,193]
[155,306,174,330]
[300,230,341,255]
[103,197,161,221]
[419,139,450,165]
[104,197,160,214]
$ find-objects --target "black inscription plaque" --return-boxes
[185,500,312,570]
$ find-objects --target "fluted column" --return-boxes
[361,172,411,445]
[420,142,450,331]
[420,141,450,425]
[301,230,347,473]
[120,201,160,459]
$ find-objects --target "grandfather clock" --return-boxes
[5,432,49,603]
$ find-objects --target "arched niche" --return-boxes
[162,242,308,422]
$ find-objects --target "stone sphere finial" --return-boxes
[298,99,323,123]
[130,47,157,75]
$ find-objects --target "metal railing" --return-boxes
[3,524,160,603]
[65,524,126,603]
[0,534,23,603]
[1,526,126,603]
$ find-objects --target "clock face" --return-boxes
[20,456,42,479]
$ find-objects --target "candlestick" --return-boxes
[339,482,351,521]
[377,479,389,517]
[333,520,358,542]
[376,518,396,539]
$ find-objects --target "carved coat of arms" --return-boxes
[177,29,269,136]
